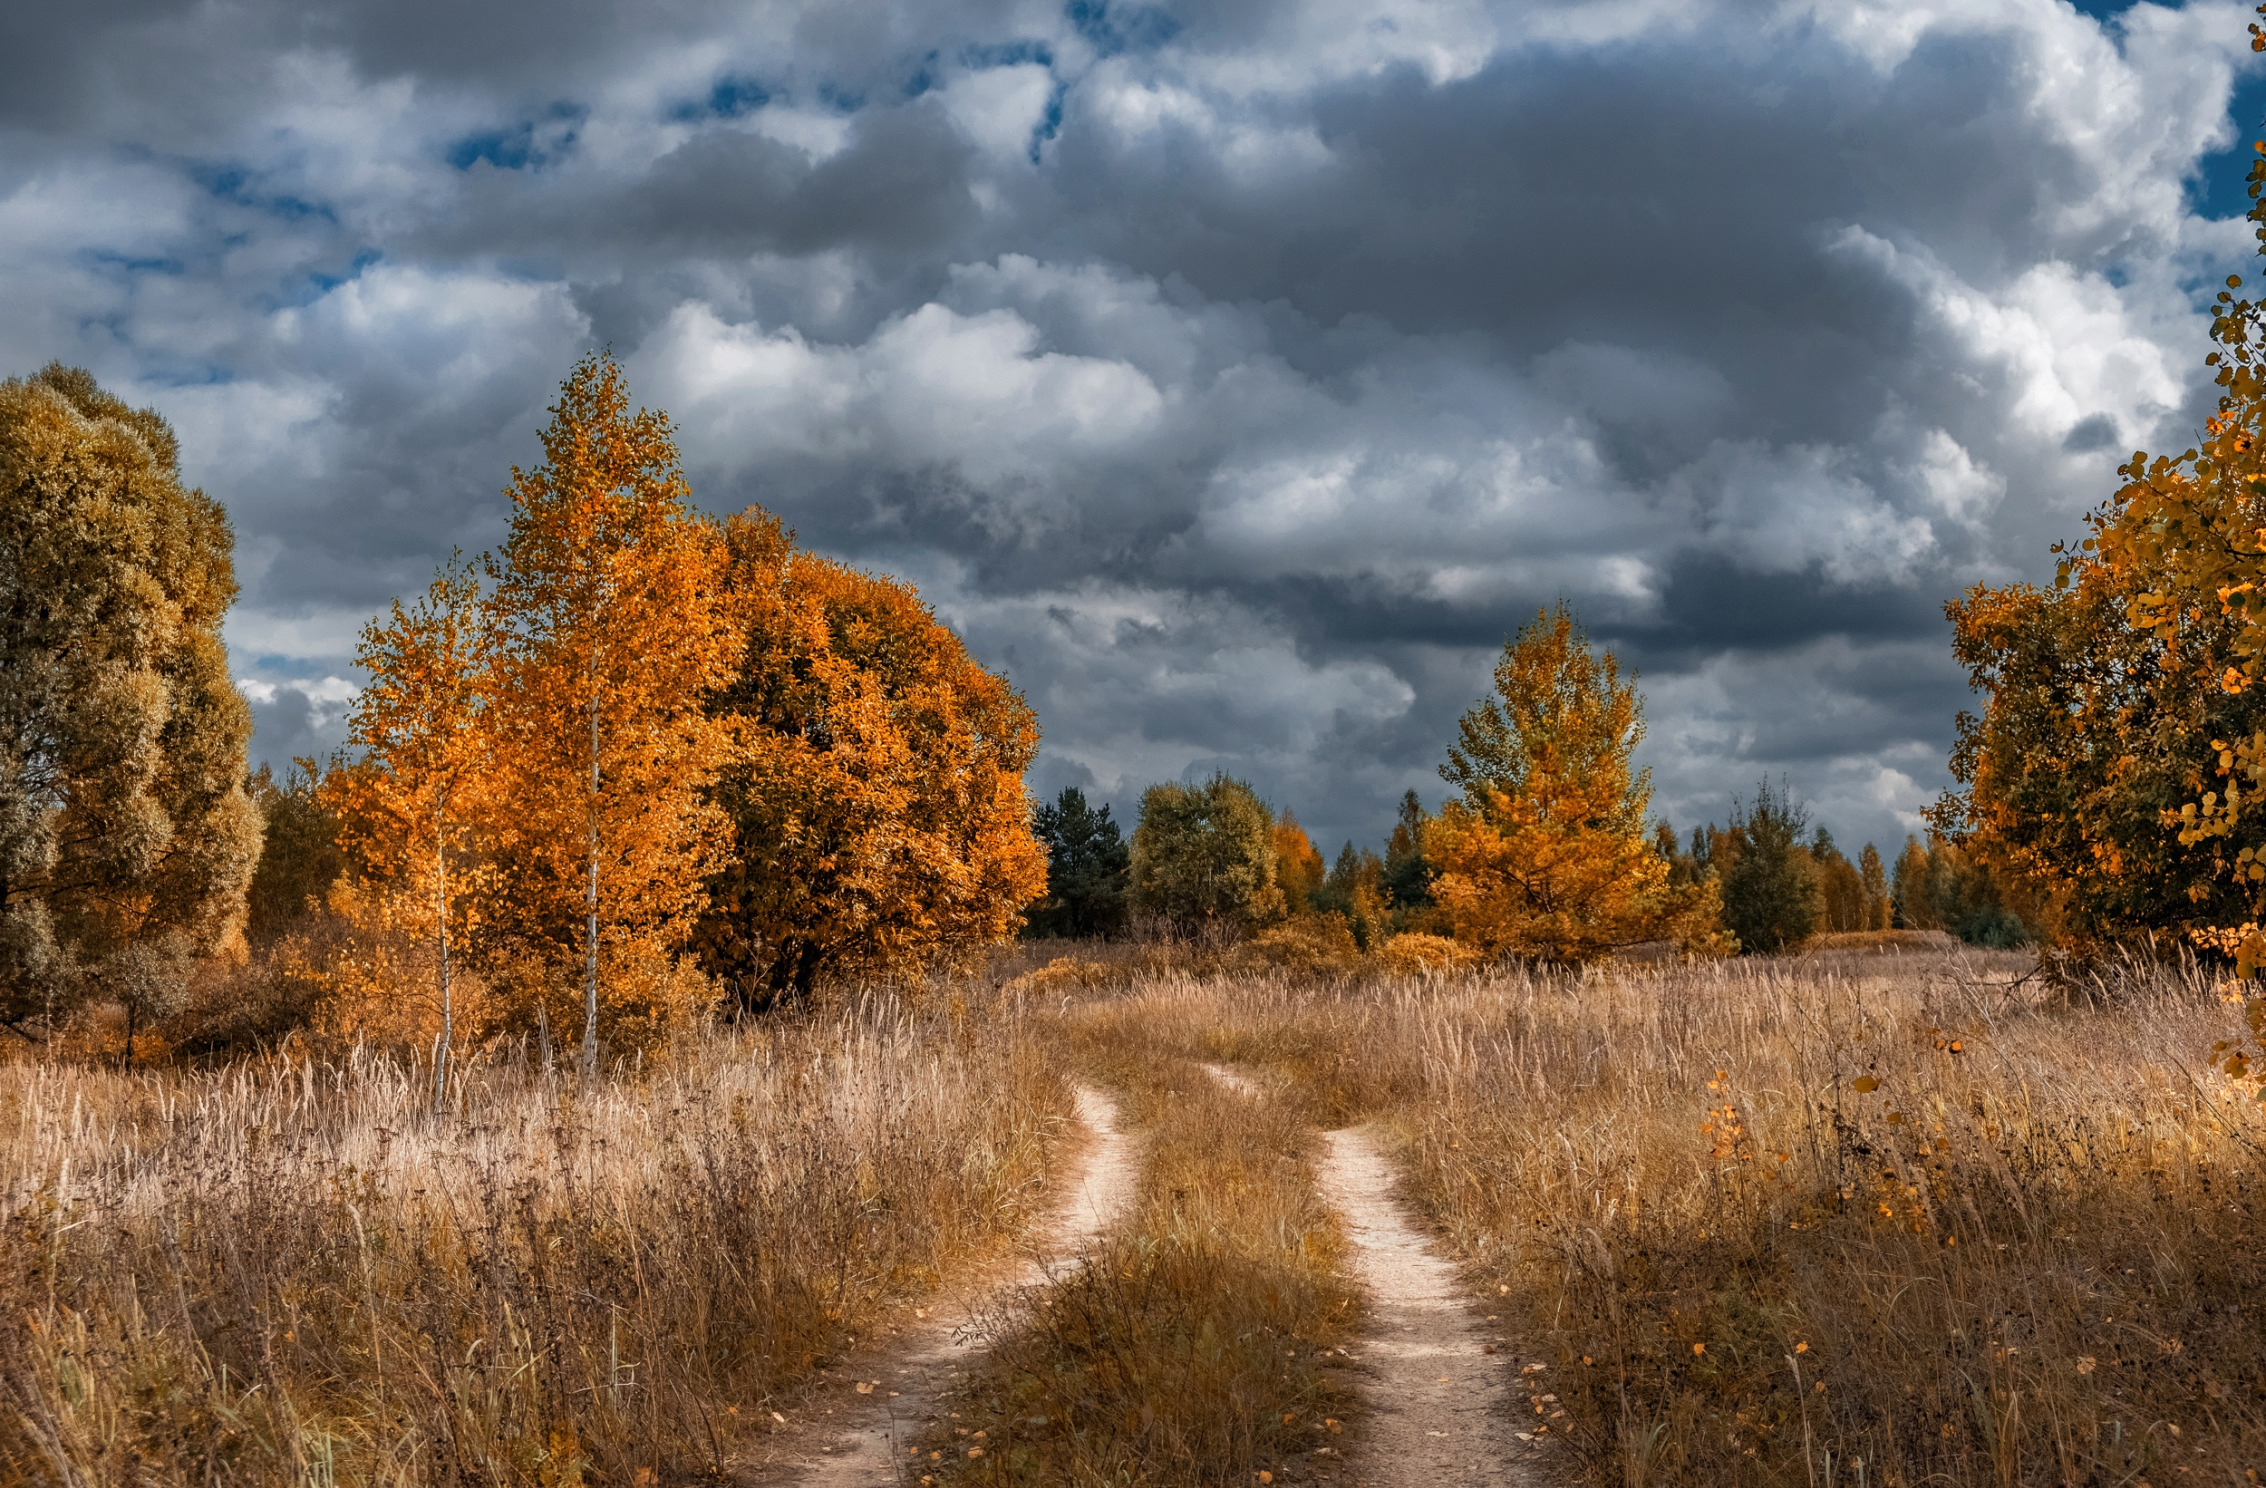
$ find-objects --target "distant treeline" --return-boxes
[1026,623,2041,960]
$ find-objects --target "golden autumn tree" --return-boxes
[1428,605,1725,963]
[696,510,1045,1009]
[326,556,492,1108]
[1935,563,2254,946]
[1272,811,1326,913]
[484,354,737,1075]
[1996,9,2266,1095]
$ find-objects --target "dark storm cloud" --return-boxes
[2,0,2256,856]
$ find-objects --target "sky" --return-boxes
[5,0,2262,859]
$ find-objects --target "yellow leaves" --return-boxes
[699,524,1045,1002]
[1852,1076,1880,1094]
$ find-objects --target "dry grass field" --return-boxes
[1121,946,2266,1486]
[3,946,2260,1488]
[0,992,1071,1487]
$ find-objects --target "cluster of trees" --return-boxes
[1028,603,2051,966]
[1026,777,1439,948]
[1,357,1046,1073]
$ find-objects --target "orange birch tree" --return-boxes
[328,556,492,1109]
[485,354,736,1076]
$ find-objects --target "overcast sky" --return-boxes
[5,0,2260,857]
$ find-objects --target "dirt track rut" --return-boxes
[1315,1125,1538,1487]
[1200,1063,1541,1487]
[745,1084,1137,1486]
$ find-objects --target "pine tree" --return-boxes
[1720,780,1822,954]
[1382,790,1434,911]
[1427,606,1725,963]
[1028,787,1130,938]
[1858,843,1891,931]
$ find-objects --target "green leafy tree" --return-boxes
[1128,774,1283,933]
[0,364,260,1037]
[245,760,344,942]
[1381,790,1434,913]
[1720,780,1822,954]
[1315,842,1389,948]
[1028,787,1130,938]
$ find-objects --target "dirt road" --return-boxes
[1316,1125,1539,1486]
[745,1084,1138,1486]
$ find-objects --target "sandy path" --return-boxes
[743,1084,1138,1487]
[1198,1063,1541,1487]
[1316,1126,1538,1487]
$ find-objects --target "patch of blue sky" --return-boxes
[139,358,237,388]
[2194,71,2266,221]
[963,39,1055,70]
[445,102,585,171]
[293,248,383,305]
[82,248,187,276]
[1030,80,1069,162]
[2063,0,2265,221]
[672,74,770,121]
[817,80,867,113]
[1065,0,1178,58]
[909,40,1056,100]
[191,163,334,224]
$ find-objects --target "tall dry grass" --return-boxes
[930,998,1359,1487]
[0,988,1070,1487]
[1084,949,2266,1487]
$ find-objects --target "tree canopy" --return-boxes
[1129,774,1283,933]
[0,364,259,1036]
[1028,787,1130,939]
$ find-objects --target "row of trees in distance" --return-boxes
[1026,605,2017,962]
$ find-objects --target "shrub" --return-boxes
[1371,932,1478,975]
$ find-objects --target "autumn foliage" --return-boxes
[695,511,1045,1009]
[0,365,260,1041]
[318,356,1044,1056]
[1427,605,1725,962]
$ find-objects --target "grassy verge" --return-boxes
[924,1001,1359,1487]
[1056,949,2266,1487]
[0,989,1070,1487]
